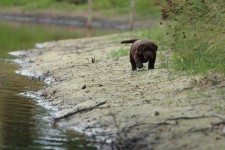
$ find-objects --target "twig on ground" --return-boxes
[122,115,209,133]
[187,114,225,134]
[210,121,225,127]
[188,127,209,133]
[166,115,210,121]
[122,120,177,134]
[212,114,225,121]
[0,74,7,78]
[54,100,107,122]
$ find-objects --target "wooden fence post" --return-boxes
[129,0,135,30]
[87,0,92,30]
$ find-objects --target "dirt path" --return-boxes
[14,34,225,150]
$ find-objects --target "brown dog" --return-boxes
[121,39,158,71]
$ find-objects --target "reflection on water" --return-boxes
[0,21,117,59]
[0,60,96,150]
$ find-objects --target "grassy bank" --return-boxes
[167,0,225,74]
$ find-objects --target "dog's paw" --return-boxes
[137,66,146,71]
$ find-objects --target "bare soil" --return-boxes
[14,34,225,150]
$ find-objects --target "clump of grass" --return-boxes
[129,26,171,50]
[167,0,225,74]
[158,52,170,69]
[110,48,129,59]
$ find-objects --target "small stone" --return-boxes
[82,85,86,89]
[215,137,221,140]
[154,111,160,116]
[91,57,95,63]
[97,84,103,87]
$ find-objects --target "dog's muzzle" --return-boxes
[145,52,153,60]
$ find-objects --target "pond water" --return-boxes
[0,21,116,149]
[0,61,95,150]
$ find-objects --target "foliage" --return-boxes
[167,0,225,74]
[0,0,162,17]
[92,0,162,17]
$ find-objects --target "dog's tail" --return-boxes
[120,39,139,44]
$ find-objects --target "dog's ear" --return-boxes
[152,43,158,51]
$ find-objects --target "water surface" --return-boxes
[0,61,96,149]
[0,20,116,58]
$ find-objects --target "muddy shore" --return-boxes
[12,34,225,150]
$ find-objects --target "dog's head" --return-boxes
[137,42,158,60]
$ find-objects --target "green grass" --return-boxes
[167,0,225,74]
[92,0,162,17]
[110,48,129,59]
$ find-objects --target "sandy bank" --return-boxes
[13,34,225,150]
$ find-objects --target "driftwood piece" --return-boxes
[54,100,107,122]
